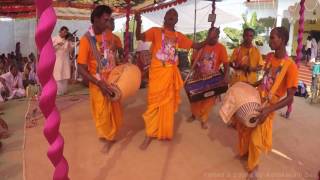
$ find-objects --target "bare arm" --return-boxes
[77,64,114,97]
[267,88,295,113]
[256,87,296,124]
[223,63,230,82]
[191,40,207,50]
[118,48,124,61]
[77,64,99,85]
[135,13,145,41]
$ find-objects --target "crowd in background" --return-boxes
[0,42,37,102]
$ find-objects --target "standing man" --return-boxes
[52,26,73,95]
[135,8,208,150]
[77,5,122,153]
[230,28,264,86]
[188,27,229,129]
[236,27,298,179]
[306,35,312,64]
[311,35,318,62]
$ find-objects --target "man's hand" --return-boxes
[255,106,272,124]
[240,64,249,72]
[97,80,113,97]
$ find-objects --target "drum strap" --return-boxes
[265,54,294,102]
[85,32,103,74]
[184,48,205,83]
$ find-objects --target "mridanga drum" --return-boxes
[106,63,141,101]
[219,82,261,127]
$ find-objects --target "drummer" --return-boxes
[229,28,264,86]
[77,5,123,153]
[235,27,298,179]
[135,8,209,150]
[187,27,229,129]
[135,40,151,88]
[228,28,264,128]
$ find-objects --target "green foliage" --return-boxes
[186,30,208,42]
[120,17,137,33]
[223,27,242,48]
[223,12,266,49]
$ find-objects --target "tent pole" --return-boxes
[193,0,197,42]
[295,0,305,66]
[125,0,131,63]
[211,0,216,27]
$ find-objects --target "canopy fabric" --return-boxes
[0,0,187,19]
[142,0,241,34]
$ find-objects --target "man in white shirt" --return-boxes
[52,26,73,95]
[306,36,312,63]
[311,37,318,62]
[0,65,25,102]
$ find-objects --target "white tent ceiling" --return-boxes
[142,0,241,34]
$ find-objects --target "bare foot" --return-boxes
[32,108,38,117]
[139,136,153,150]
[187,115,196,122]
[0,118,8,130]
[280,112,290,119]
[101,140,115,154]
[246,166,258,180]
[201,122,208,129]
[0,131,10,139]
[237,153,249,161]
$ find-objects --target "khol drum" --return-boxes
[107,63,141,101]
[219,82,261,128]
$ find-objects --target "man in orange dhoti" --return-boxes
[229,28,264,128]
[230,28,264,86]
[77,5,123,153]
[135,9,208,149]
[234,27,298,179]
[188,27,229,129]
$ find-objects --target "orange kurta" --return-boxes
[190,43,228,123]
[230,46,264,85]
[236,54,298,171]
[143,27,193,139]
[77,31,122,141]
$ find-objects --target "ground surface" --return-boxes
[1,84,319,180]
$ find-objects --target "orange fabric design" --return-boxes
[230,46,264,85]
[89,82,122,140]
[77,32,123,140]
[142,27,193,139]
[236,54,298,172]
[77,32,122,75]
[190,43,228,123]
